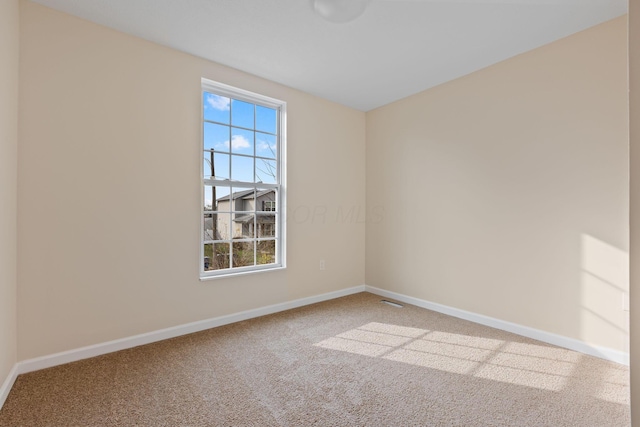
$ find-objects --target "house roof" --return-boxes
[216,189,255,202]
[217,189,275,202]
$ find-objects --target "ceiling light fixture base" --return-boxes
[311,0,371,23]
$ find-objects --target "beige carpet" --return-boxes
[0,292,630,426]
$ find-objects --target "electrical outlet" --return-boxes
[319,260,326,270]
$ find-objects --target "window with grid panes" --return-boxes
[201,79,285,278]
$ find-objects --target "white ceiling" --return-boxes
[31,0,627,111]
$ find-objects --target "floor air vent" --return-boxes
[381,300,403,308]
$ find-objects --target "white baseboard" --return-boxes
[15,285,366,376]
[365,285,629,366]
[0,364,19,411]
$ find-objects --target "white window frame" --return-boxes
[200,78,286,279]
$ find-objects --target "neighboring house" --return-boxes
[209,189,276,240]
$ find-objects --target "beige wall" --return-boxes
[629,4,639,424]
[366,17,629,353]
[0,0,19,389]
[17,1,366,360]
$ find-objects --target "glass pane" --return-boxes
[232,215,255,239]
[232,240,255,268]
[204,186,214,211]
[206,186,231,212]
[256,189,276,212]
[204,244,213,270]
[204,122,230,152]
[231,128,254,155]
[204,213,215,241]
[231,189,255,213]
[256,133,276,159]
[256,105,277,134]
[231,99,254,129]
[257,240,276,265]
[203,152,230,180]
[203,92,230,124]
[203,156,212,179]
[256,159,277,184]
[213,152,230,180]
[204,243,230,271]
[256,213,276,238]
[205,212,229,241]
[214,212,232,240]
[231,155,254,182]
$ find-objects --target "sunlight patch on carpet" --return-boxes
[313,322,583,392]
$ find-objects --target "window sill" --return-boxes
[199,265,286,281]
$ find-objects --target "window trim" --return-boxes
[200,78,286,280]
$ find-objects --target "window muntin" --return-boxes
[201,79,285,278]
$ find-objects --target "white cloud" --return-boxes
[206,94,230,111]
[231,135,251,150]
[216,135,251,151]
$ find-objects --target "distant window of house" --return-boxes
[201,78,286,278]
